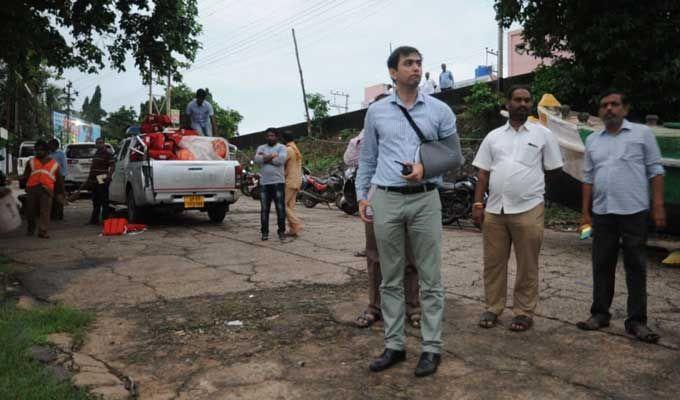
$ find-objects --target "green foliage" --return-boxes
[495,0,680,119]
[305,93,330,123]
[81,86,106,124]
[0,1,202,83]
[103,106,138,146]
[458,82,503,138]
[0,301,94,399]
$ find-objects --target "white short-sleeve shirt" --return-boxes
[472,121,563,214]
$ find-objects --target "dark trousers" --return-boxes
[91,182,110,224]
[591,212,648,328]
[26,186,53,235]
[260,183,286,235]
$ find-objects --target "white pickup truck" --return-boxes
[109,136,241,223]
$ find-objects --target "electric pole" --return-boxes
[329,90,349,114]
[292,28,312,136]
[63,81,78,142]
[497,23,504,93]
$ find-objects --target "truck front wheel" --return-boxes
[126,189,146,223]
[207,202,228,223]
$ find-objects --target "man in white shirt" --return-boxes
[420,72,437,95]
[471,85,563,332]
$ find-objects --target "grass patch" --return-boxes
[0,260,95,399]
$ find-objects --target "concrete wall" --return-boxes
[230,72,534,150]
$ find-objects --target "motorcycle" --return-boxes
[241,166,261,200]
[298,165,344,208]
[338,165,358,215]
[439,176,480,226]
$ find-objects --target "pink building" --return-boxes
[507,29,569,77]
[363,84,389,108]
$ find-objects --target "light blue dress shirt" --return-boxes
[584,119,665,215]
[186,99,215,136]
[439,70,454,89]
[49,150,67,177]
[356,90,458,201]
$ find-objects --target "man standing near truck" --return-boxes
[85,138,115,225]
[185,89,218,137]
[254,128,288,241]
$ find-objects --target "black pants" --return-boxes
[260,183,286,235]
[91,182,110,224]
[590,212,648,328]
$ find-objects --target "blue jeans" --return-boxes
[260,183,286,236]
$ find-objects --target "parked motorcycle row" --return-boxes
[240,163,480,226]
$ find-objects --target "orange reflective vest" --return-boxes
[26,158,58,192]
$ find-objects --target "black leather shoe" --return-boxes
[261,234,268,241]
[414,352,441,377]
[369,348,406,372]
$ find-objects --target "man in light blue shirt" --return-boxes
[254,128,287,241]
[185,89,217,136]
[577,90,665,343]
[438,63,454,91]
[357,46,462,378]
[48,138,67,220]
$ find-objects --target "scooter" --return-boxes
[337,165,358,215]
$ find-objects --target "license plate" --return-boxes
[183,195,205,209]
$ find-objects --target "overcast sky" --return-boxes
[61,0,512,134]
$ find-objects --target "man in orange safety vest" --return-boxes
[21,139,64,238]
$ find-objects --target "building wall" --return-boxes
[508,29,551,77]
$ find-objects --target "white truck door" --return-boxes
[109,139,130,203]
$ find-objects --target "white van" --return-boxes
[17,141,35,189]
[65,142,114,190]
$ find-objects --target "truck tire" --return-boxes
[126,189,145,223]
[207,203,228,223]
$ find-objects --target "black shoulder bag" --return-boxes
[396,104,463,178]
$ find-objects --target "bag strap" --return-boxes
[396,104,430,143]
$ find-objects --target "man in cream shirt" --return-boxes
[472,85,563,332]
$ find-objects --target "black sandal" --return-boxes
[509,315,533,332]
[576,315,610,331]
[478,311,498,329]
[355,311,380,328]
[626,323,660,344]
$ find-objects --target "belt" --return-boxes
[377,183,437,195]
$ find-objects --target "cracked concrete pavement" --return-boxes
[2,197,680,399]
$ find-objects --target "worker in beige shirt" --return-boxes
[282,132,303,236]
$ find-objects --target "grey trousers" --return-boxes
[372,188,444,354]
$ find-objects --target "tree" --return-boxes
[103,106,138,146]
[0,1,202,82]
[495,1,680,119]
[305,93,330,132]
[81,97,90,118]
[81,86,107,124]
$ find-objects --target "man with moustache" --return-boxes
[472,85,563,332]
[357,46,463,377]
[577,90,665,343]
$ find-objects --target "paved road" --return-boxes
[2,196,679,399]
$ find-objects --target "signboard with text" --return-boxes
[52,112,101,145]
